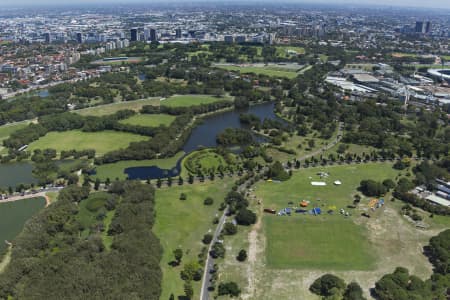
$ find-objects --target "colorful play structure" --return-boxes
[369,198,385,209]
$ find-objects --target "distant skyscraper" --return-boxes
[425,21,432,34]
[144,28,150,41]
[130,28,138,42]
[150,28,157,42]
[76,32,83,44]
[43,32,51,43]
[415,21,424,33]
[175,28,182,39]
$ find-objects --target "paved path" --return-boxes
[0,187,62,206]
[199,206,229,300]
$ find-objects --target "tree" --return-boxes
[180,261,202,281]
[382,179,396,191]
[218,282,241,297]
[202,234,213,244]
[223,222,237,235]
[204,197,214,205]
[359,180,387,197]
[184,281,193,299]
[235,208,257,225]
[310,274,346,297]
[210,242,225,258]
[169,294,174,300]
[236,249,247,262]
[180,193,187,200]
[173,248,183,265]
[343,282,366,300]
[94,178,101,191]
[267,161,290,181]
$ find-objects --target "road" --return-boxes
[199,123,344,299]
[0,187,63,206]
[199,206,229,300]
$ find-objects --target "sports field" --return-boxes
[28,130,148,155]
[217,65,299,79]
[255,163,402,270]
[154,179,234,300]
[0,197,46,253]
[119,113,176,127]
[161,94,230,107]
[93,152,184,181]
[264,217,374,270]
[75,98,160,116]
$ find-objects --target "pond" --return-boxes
[0,162,37,188]
[125,102,284,180]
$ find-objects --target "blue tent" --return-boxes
[313,207,321,215]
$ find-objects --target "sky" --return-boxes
[0,0,449,10]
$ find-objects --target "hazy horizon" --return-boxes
[0,0,449,10]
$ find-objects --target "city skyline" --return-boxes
[0,0,449,10]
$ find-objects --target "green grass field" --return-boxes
[0,198,46,253]
[119,114,176,127]
[154,179,233,300]
[75,98,160,116]
[255,163,402,270]
[93,152,185,181]
[28,130,148,156]
[264,217,374,270]
[183,149,229,175]
[0,122,30,154]
[161,95,230,107]
[217,65,298,79]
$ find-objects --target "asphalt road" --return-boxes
[199,206,229,300]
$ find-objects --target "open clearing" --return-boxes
[74,98,160,116]
[154,178,233,300]
[218,163,439,300]
[161,94,231,107]
[0,197,46,253]
[28,130,148,156]
[119,113,176,127]
[93,151,184,181]
[216,64,300,79]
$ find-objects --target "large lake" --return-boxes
[125,102,282,180]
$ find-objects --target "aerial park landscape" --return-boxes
[0,2,449,300]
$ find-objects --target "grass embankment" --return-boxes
[154,179,233,300]
[28,130,148,156]
[162,94,231,107]
[182,149,230,175]
[119,114,176,127]
[0,197,46,253]
[74,98,160,116]
[255,163,402,270]
[93,152,185,181]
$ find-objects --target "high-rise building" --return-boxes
[175,28,182,39]
[150,28,157,42]
[425,21,432,34]
[415,21,424,33]
[144,28,150,41]
[76,32,83,44]
[43,32,51,43]
[130,28,138,42]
